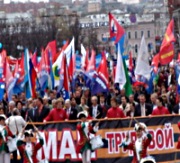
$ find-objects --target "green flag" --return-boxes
[123,59,133,96]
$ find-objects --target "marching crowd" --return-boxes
[0,64,178,123]
[0,62,178,163]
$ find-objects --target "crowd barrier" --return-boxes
[28,115,180,163]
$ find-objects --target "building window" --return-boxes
[147,30,150,38]
[141,31,144,37]
[128,31,131,39]
[135,31,137,39]
[135,44,138,53]
[148,43,152,52]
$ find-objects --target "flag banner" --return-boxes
[80,43,89,71]
[159,19,176,65]
[159,43,174,65]
[14,54,25,93]
[91,72,108,95]
[109,13,125,44]
[75,54,81,72]
[58,55,70,100]
[97,52,109,89]
[0,50,7,100]
[115,44,126,90]
[135,35,151,80]
[45,40,57,64]
[32,115,180,163]
[175,62,180,94]
[4,60,17,101]
[95,54,102,68]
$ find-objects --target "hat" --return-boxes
[140,156,156,163]
[134,122,147,131]
[77,111,88,119]
[0,114,6,120]
[24,129,34,137]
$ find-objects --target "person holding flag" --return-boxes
[17,124,44,163]
[0,114,14,163]
[120,122,155,163]
[76,111,100,163]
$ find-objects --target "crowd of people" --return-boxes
[0,62,177,163]
[0,64,178,123]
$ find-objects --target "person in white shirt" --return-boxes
[6,108,26,135]
[5,108,26,162]
[89,96,102,119]
[150,93,157,110]
[119,96,131,116]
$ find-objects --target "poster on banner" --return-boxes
[32,115,180,163]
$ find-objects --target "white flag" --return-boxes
[64,37,75,66]
[115,44,126,89]
[52,51,65,87]
[135,35,151,80]
[81,43,86,70]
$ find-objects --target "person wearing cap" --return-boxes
[0,114,14,163]
[17,126,44,163]
[76,111,99,163]
[121,122,155,163]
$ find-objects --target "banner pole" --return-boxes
[129,117,133,128]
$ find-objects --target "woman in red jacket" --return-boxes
[76,111,99,163]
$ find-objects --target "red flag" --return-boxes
[109,13,125,44]
[82,48,89,71]
[12,60,18,77]
[4,58,16,100]
[31,51,38,69]
[7,56,19,65]
[97,52,110,89]
[29,59,38,98]
[86,49,96,72]
[159,19,176,65]
[53,41,69,63]
[177,53,180,62]
[160,19,176,50]
[45,40,56,63]
[37,49,48,73]
[59,54,70,99]
[63,55,70,95]
[129,51,133,71]
[84,49,89,71]
[159,43,174,65]
[16,54,25,84]
[68,51,75,82]
[152,53,159,73]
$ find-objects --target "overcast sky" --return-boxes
[4,0,49,3]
